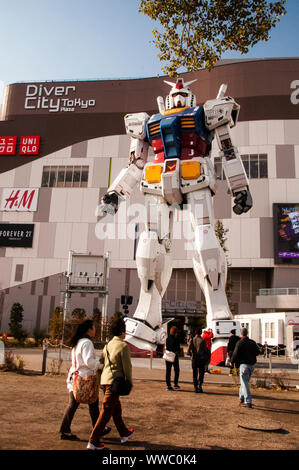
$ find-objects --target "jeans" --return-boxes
[60,391,99,434]
[89,385,130,445]
[165,355,180,387]
[239,364,255,404]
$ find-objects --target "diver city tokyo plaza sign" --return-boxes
[24,84,96,113]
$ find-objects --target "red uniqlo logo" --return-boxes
[19,136,40,155]
[0,136,17,155]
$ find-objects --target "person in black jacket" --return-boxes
[187,328,208,393]
[231,327,260,408]
[165,326,181,391]
[227,329,240,375]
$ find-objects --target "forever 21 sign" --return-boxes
[0,224,34,247]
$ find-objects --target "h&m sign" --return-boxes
[0,188,39,211]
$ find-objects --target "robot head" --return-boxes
[164,78,197,110]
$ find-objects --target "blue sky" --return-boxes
[0,0,298,91]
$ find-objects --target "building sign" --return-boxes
[0,136,40,155]
[19,136,40,155]
[273,203,299,265]
[0,223,34,247]
[24,84,96,113]
[0,136,17,155]
[0,188,39,211]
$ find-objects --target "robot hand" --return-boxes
[100,192,119,215]
[233,189,252,215]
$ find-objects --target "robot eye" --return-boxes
[172,92,188,97]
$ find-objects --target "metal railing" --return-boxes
[259,288,299,296]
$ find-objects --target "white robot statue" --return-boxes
[100,78,252,364]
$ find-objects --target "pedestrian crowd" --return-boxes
[60,317,259,451]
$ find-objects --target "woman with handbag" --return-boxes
[165,326,181,391]
[87,317,134,451]
[59,319,111,441]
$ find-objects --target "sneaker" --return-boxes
[102,426,112,436]
[87,442,105,450]
[167,386,174,391]
[239,397,244,404]
[241,403,252,408]
[60,433,79,441]
[120,428,134,444]
[198,385,203,393]
[173,384,180,390]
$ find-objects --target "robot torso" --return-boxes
[146,106,213,163]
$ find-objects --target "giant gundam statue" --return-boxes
[100,78,252,364]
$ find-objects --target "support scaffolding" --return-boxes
[60,251,110,346]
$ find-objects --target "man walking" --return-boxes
[187,328,208,393]
[227,329,240,376]
[231,327,260,408]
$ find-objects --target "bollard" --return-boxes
[42,339,48,375]
[149,350,153,370]
[269,352,272,374]
[0,340,4,366]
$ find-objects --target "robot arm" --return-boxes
[100,112,150,215]
[204,85,252,215]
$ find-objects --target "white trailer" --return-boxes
[234,312,299,357]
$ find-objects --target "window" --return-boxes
[265,322,275,339]
[41,166,89,188]
[165,269,196,301]
[228,268,267,304]
[15,264,24,282]
[214,154,268,180]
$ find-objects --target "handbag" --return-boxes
[163,349,176,363]
[225,355,231,367]
[106,346,132,396]
[72,347,99,404]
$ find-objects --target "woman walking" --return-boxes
[59,319,110,440]
[87,317,134,450]
[165,326,181,391]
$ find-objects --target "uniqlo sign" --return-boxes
[19,136,40,155]
[0,136,17,155]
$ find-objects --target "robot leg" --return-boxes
[187,189,235,365]
[125,195,172,353]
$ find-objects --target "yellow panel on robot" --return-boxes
[145,164,162,183]
[181,161,201,180]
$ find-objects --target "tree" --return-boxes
[48,306,64,341]
[92,308,102,341]
[214,219,234,313]
[139,0,286,76]
[71,308,86,322]
[9,302,28,343]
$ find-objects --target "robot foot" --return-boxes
[210,337,228,367]
[124,317,166,358]
[125,334,156,357]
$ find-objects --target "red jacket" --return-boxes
[202,330,214,350]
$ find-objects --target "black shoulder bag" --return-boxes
[106,345,132,396]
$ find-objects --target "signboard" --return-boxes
[273,203,299,265]
[0,223,34,247]
[0,188,39,211]
[0,136,40,155]
[24,84,96,113]
[0,136,17,155]
[19,136,40,155]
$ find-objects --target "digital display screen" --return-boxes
[273,203,299,265]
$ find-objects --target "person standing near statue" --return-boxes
[227,329,240,376]
[231,327,259,408]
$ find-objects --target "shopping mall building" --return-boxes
[0,58,299,346]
